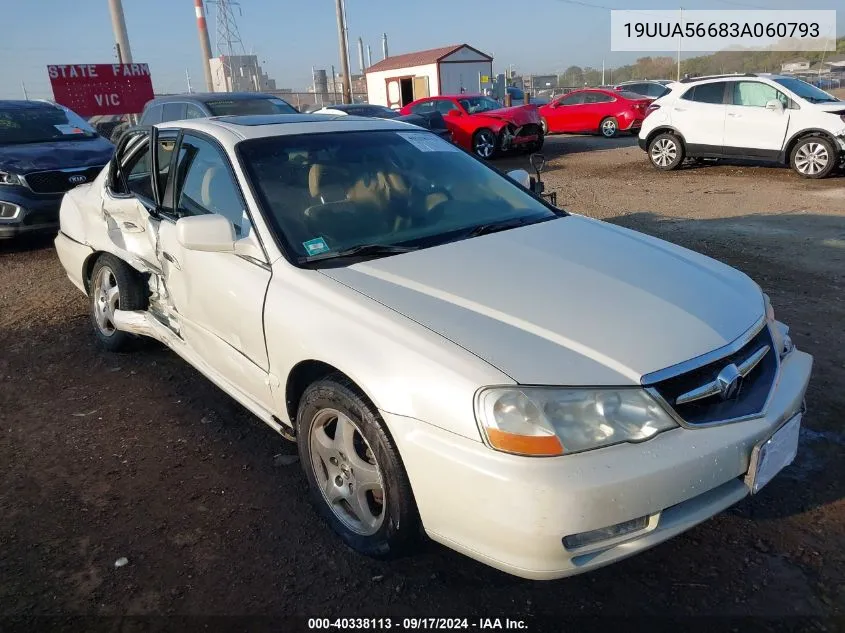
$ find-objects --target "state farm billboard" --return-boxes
[48,63,154,117]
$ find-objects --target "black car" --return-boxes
[139,92,299,126]
[316,103,453,143]
[613,81,672,99]
[0,101,114,239]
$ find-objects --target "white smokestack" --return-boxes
[382,33,388,60]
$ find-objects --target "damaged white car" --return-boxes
[55,114,813,580]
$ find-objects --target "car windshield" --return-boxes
[0,103,98,145]
[457,96,502,114]
[238,130,558,265]
[619,90,650,100]
[343,105,400,118]
[205,97,298,116]
[772,77,840,103]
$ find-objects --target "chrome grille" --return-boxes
[645,324,777,426]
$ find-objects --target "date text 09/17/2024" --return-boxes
[307,618,528,630]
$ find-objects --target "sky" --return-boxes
[1,0,842,99]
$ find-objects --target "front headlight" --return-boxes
[475,387,678,457]
[0,171,22,186]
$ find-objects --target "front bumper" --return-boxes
[386,348,812,580]
[0,186,62,239]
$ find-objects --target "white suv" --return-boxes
[639,73,845,178]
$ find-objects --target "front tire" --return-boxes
[648,132,685,171]
[540,117,549,135]
[472,128,497,159]
[89,254,148,352]
[296,375,419,559]
[600,116,618,138]
[790,136,836,179]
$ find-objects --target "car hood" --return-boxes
[813,102,845,114]
[0,136,114,175]
[478,105,540,126]
[320,215,763,386]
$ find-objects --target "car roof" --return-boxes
[0,99,63,111]
[155,114,415,142]
[147,92,288,104]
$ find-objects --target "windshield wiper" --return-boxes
[462,216,550,239]
[302,243,418,263]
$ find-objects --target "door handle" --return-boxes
[727,112,741,117]
[673,107,687,112]
[162,251,181,270]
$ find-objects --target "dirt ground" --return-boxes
[1,137,844,631]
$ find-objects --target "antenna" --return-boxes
[207,0,245,91]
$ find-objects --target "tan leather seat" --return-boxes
[308,163,350,203]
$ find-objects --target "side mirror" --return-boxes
[506,168,532,189]
[765,99,784,113]
[176,214,236,252]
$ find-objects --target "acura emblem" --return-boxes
[716,363,743,401]
[68,175,87,184]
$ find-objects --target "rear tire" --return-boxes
[88,254,148,352]
[296,375,420,559]
[647,132,685,171]
[790,136,836,179]
[599,116,618,138]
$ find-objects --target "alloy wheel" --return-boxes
[474,130,496,159]
[651,138,677,168]
[601,119,617,137]
[794,142,829,176]
[92,266,120,337]
[308,408,385,536]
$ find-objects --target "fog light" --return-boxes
[562,515,649,550]
[0,202,21,219]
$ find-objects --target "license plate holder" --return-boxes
[745,414,802,495]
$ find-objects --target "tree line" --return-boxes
[557,37,845,87]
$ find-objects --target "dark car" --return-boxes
[613,81,672,99]
[139,92,299,126]
[505,85,550,106]
[0,100,114,239]
[316,103,453,143]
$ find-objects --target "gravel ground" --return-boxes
[1,137,844,631]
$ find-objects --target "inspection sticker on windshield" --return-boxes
[54,124,85,135]
[303,237,330,255]
[398,132,458,153]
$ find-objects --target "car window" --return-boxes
[174,134,249,236]
[621,83,646,95]
[0,102,98,145]
[681,82,727,104]
[237,130,558,263]
[584,92,614,104]
[204,97,298,116]
[731,82,790,108]
[458,97,502,114]
[648,84,670,98]
[161,102,187,122]
[411,101,436,114]
[618,90,648,100]
[185,103,206,119]
[560,93,585,105]
[140,104,162,125]
[119,134,155,200]
[434,100,459,115]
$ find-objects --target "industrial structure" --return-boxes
[365,44,493,109]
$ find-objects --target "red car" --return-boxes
[538,88,653,138]
[400,95,543,159]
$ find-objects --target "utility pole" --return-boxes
[107,0,137,123]
[677,6,683,81]
[335,0,352,103]
[107,0,133,64]
[186,69,194,93]
[331,65,338,102]
[21,82,28,100]
[602,59,605,85]
[194,0,214,91]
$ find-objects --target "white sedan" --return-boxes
[54,114,812,579]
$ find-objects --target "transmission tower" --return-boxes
[207,0,245,91]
